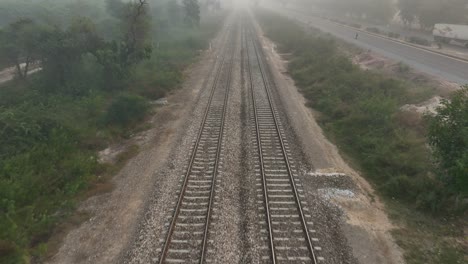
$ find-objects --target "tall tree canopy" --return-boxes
[427,87,468,203]
[317,0,395,23]
[0,19,42,79]
[398,0,468,28]
[183,0,200,27]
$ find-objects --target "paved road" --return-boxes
[264,4,468,85]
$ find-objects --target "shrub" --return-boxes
[104,94,149,127]
[406,36,431,46]
[348,23,361,29]
[397,62,410,73]
[256,9,461,213]
[366,27,380,34]
[0,6,225,263]
[387,32,400,38]
[0,126,96,262]
[427,87,468,203]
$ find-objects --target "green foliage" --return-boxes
[257,10,462,214]
[0,2,224,262]
[366,27,381,34]
[165,0,184,26]
[427,87,468,198]
[398,0,418,25]
[104,94,149,127]
[183,0,201,27]
[406,36,431,46]
[38,19,105,90]
[348,23,362,29]
[0,3,224,262]
[318,0,395,23]
[0,0,109,32]
[398,0,468,28]
[317,0,467,28]
[390,203,466,264]
[0,18,43,79]
[0,0,152,88]
[257,9,467,264]
[387,32,401,38]
[0,92,99,262]
[397,62,410,73]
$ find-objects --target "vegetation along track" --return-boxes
[243,20,324,263]
[157,23,236,264]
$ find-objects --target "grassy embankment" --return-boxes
[0,9,225,264]
[256,9,466,264]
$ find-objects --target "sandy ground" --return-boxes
[252,17,405,264]
[46,22,230,264]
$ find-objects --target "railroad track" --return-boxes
[243,22,323,263]
[157,24,236,264]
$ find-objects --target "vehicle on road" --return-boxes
[433,23,468,48]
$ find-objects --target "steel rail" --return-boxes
[199,24,235,264]
[158,26,233,264]
[244,24,277,264]
[248,23,318,263]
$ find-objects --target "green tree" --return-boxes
[427,87,468,203]
[399,0,468,29]
[166,0,183,26]
[105,0,152,67]
[39,18,103,89]
[123,0,152,66]
[317,0,395,23]
[66,0,103,19]
[367,0,395,23]
[183,0,200,27]
[106,0,127,18]
[398,0,419,25]
[0,19,42,79]
[95,0,152,90]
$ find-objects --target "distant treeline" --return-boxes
[0,0,203,38]
[314,0,468,28]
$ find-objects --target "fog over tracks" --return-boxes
[123,9,357,264]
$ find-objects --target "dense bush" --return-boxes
[348,22,362,29]
[0,3,225,263]
[0,95,98,262]
[366,27,381,34]
[406,36,431,46]
[387,32,400,38]
[104,94,149,127]
[256,9,466,264]
[427,87,468,206]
